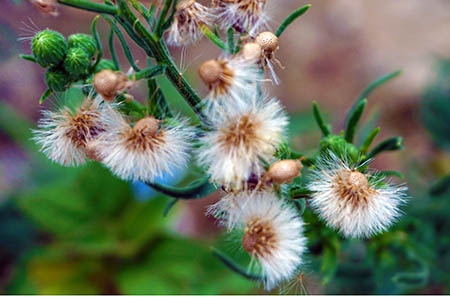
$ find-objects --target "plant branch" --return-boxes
[57,0,118,14]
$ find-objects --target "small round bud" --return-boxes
[255,31,279,53]
[198,60,223,86]
[68,34,97,58]
[319,135,359,162]
[241,42,262,62]
[133,117,160,137]
[266,159,303,184]
[93,69,129,102]
[32,29,68,68]
[94,59,117,73]
[63,47,90,78]
[45,67,71,92]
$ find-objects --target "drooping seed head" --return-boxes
[198,59,223,86]
[93,69,129,102]
[133,117,160,137]
[241,42,262,62]
[267,159,303,184]
[255,31,278,53]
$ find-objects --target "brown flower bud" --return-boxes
[266,159,303,184]
[198,59,223,86]
[255,31,279,53]
[29,0,59,17]
[93,69,130,102]
[241,42,262,62]
[133,117,160,137]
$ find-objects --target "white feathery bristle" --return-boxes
[167,0,212,46]
[32,96,119,166]
[202,56,263,118]
[307,152,408,238]
[230,191,307,290]
[197,96,288,189]
[97,116,196,182]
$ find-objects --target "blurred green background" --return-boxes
[0,0,449,294]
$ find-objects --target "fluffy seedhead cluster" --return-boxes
[25,0,408,293]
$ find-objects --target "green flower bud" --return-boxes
[94,59,117,73]
[64,47,91,78]
[319,135,359,162]
[45,67,71,92]
[68,33,97,58]
[32,29,67,68]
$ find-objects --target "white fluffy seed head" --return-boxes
[32,96,119,166]
[219,191,307,290]
[97,115,195,182]
[197,96,288,190]
[167,0,212,46]
[307,152,408,238]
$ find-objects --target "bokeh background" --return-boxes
[0,0,449,294]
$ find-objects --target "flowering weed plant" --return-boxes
[22,0,409,292]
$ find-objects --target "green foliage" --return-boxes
[32,29,68,68]
[68,33,97,58]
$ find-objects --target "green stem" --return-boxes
[108,28,120,70]
[154,0,173,38]
[145,176,216,199]
[131,65,165,81]
[57,0,117,14]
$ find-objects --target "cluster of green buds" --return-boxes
[25,28,117,97]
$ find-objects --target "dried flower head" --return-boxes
[241,42,263,63]
[235,191,307,290]
[197,96,288,190]
[307,152,408,238]
[255,31,283,84]
[33,96,118,166]
[167,0,212,46]
[93,69,132,102]
[97,115,195,182]
[266,159,303,184]
[198,56,261,114]
[29,0,59,17]
[213,0,268,35]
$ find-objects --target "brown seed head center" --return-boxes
[66,111,102,148]
[220,115,258,150]
[125,117,164,152]
[242,219,276,257]
[334,170,373,206]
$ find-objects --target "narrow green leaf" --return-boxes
[227,27,235,53]
[366,137,403,160]
[103,15,141,71]
[275,4,311,37]
[344,98,367,143]
[429,175,450,197]
[162,0,179,31]
[211,248,263,281]
[357,69,402,103]
[145,176,216,199]
[292,198,307,215]
[213,24,220,38]
[19,54,37,63]
[108,28,120,70]
[131,65,165,81]
[377,170,405,179]
[312,101,331,136]
[155,0,173,38]
[200,24,227,51]
[39,89,53,104]
[57,0,118,14]
[91,15,103,70]
[359,127,380,154]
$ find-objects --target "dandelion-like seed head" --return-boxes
[308,152,408,238]
[197,97,288,189]
[93,69,131,102]
[33,96,117,166]
[242,218,276,258]
[213,0,267,34]
[98,115,195,182]
[167,0,211,46]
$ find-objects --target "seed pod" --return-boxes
[198,60,223,86]
[241,42,262,62]
[68,34,97,58]
[255,31,279,54]
[266,159,303,184]
[93,69,130,101]
[45,67,71,92]
[32,29,67,68]
[64,47,91,78]
[94,59,117,73]
[133,117,160,137]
